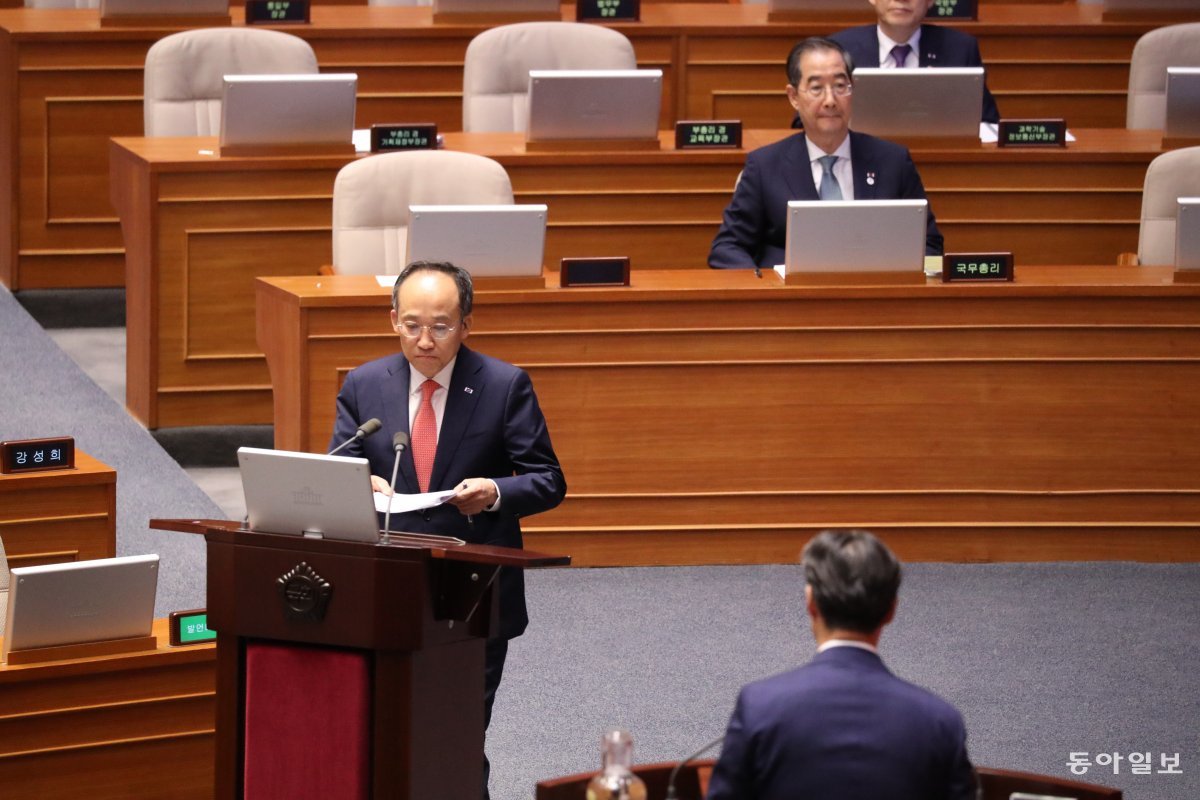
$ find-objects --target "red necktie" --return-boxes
[411,379,438,492]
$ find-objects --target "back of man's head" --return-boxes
[802,529,901,634]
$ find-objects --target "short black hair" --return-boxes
[786,36,855,87]
[802,529,901,634]
[392,260,474,318]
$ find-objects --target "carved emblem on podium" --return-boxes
[277,562,332,621]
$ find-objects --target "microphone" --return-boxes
[665,734,725,800]
[327,417,382,456]
[382,432,410,541]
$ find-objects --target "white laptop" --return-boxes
[784,199,927,273]
[851,68,984,138]
[2,555,158,663]
[1177,198,1200,270]
[101,0,228,16]
[406,204,547,277]
[434,0,559,11]
[1103,0,1200,11]
[220,74,358,149]
[1166,68,1200,139]
[238,447,380,542]
[526,70,662,142]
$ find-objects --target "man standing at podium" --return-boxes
[706,530,976,800]
[329,260,567,798]
[708,37,943,269]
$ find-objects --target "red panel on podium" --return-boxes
[243,641,370,800]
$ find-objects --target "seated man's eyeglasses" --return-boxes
[800,81,853,99]
[398,321,459,340]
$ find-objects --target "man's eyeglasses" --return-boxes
[397,321,459,340]
[799,81,853,99]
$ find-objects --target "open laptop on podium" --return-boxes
[238,447,380,542]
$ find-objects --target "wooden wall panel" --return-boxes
[0,451,116,568]
[256,271,1200,564]
[0,622,216,798]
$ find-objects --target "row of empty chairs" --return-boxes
[142,23,636,138]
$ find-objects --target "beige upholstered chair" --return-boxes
[1124,146,1200,265]
[1126,23,1200,129]
[331,151,514,276]
[462,22,637,133]
[143,28,319,137]
[24,0,98,7]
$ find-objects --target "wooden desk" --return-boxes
[535,760,1124,800]
[0,4,1159,290]
[110,129,1162,429]
[0,618,215,799]
[0,450,115,569]
[256,268,1200,567]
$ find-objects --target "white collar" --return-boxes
[805,134,852,163]
[817,638,879,654]
[408,356,457,396]
[876,25,922,59]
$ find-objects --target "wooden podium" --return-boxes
[154,519,568,800]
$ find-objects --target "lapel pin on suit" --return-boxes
[464,386,474,394]
[927,52,937,62]
[866,172,876,186]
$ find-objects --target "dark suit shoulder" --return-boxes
[848,129,912,161]
[345,352,406,382]
[829,24,879,65]
[457,346,525,383]
[920,22,982,53]
[747,132,807,166]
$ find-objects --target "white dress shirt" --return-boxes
[877,26,922,68]
[406,356,500,509]
[806,136,855,201]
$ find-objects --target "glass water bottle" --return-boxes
[585,729,648,800]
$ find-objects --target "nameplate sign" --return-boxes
[931,0,978,20]
[560,257,631,287]
[371,124,439,152]
[1,436,75,474]
[245,0,310,24]
[998,119,1067,148]
[942,253,1014,282]
[675,120,743,149]
[169,609,217,646]
[577,0,639,21]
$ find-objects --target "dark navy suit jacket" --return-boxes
[708,131,943,269]
[329,345,566,640]
[706,646,977,800]
[831,23,1000,123]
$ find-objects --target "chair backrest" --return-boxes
[1137,146,1200,265]
[143,28,319,137]
[462,22,637,133]
[25,0,98,7]
[1127,22,1200,129]
[331,150,514,276]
